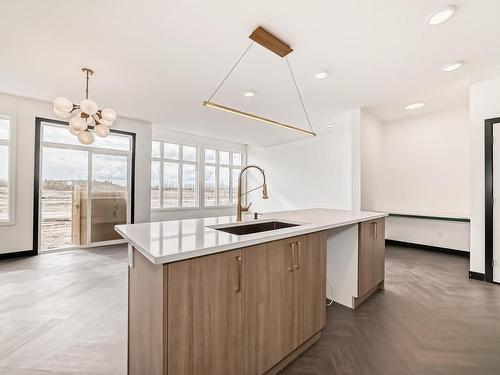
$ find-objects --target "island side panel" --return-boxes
[325,224,359,309]
[128,247,165,375]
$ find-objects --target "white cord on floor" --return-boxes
[326,278,334,307]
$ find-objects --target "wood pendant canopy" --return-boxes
[249,26,293,57]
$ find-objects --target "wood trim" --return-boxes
[386,240,470,257]
[249,26,293,57]
[264,332,321,375]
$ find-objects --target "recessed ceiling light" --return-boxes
[427,5,456,26]
[442,61,464,72]
[315,71,328,80]
[327,124,335,128]
[243,91,255,97]
[405,102,425,110]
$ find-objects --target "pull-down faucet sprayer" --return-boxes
[236,165,268,221]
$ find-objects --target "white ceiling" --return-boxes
[1,0,500,145]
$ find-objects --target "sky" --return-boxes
[42,147,128,186]
[150,144,241,189]
[43,124,130,151]
[41,124,130,187]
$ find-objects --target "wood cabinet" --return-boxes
[128,246,165,375]
[358,218,385,299]
[128,231,327,375]
[292,233,327,348]
[243,232,326,374]
[242,237,295,374]
[167,249,243,375]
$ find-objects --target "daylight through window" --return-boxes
[0,116,13,223]
[151,141,244,209]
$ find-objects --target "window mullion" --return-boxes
[199,146,203,208]
[179,145,183,208]
[160,142,164,208]
[229,165,233,206]
[215,150,220,206]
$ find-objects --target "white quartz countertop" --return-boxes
[115,208,388,264]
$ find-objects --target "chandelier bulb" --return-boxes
[53,68,116,144]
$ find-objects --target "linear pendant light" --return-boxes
[203,26,316,137]
[203,101,316,136]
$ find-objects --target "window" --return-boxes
[38,120,133,251]
[151,141,199,209]
[151,141,244,210]
[0,115,15,224]
[204,149,243,207]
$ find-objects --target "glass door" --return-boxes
[90,153,129,243]
[38,120,133,252]
[40,147,88,251]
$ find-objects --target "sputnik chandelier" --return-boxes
[53,68,117,145]
[203,26,316,137]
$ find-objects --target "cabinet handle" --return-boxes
[294,241,301,270]
[288,242,295,272]
[235,255,242,293]
[373,222,378,239]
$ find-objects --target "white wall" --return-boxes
[386,216,470,252]
[382,106,470,216]
[382,106,470,252]
[151,125,246,221]
[0,93,152,255]
[246,110,360,213]
[359,106,471,252]
[360,110,384,211]
[469,68,500,273]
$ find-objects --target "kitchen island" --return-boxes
[116,208,387,375]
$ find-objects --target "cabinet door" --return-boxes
[292,233,326,348]
[358,220,375,297]
[372,218,385,286]
[358,219,385,297]
[167,249,243,375]
[242,238,295,375]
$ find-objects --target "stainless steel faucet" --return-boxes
[237,165,268,221]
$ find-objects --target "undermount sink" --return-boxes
[210,220,300,235]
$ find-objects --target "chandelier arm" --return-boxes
[85,70,90,99]
[207,41,255,102]
[285,56,314,133]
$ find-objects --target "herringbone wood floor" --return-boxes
[1,244,499,374]
[282,246,500,375]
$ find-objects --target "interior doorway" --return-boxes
[34,118,135,253]
[493,123,500,282]
[485,117,500,283]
